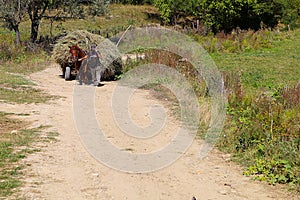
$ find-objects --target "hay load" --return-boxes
[51,30,122,80]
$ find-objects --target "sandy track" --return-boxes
[0,65,297,200]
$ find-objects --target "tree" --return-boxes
[275,0,300,30]
[87,0,110,17]
[154,0,299,33]
[153,0,194,24]
[0,0,28,44]
[1,0,111,44]
[27,0,110,42]
[27,0,51,42]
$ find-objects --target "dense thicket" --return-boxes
[153,0,300,33]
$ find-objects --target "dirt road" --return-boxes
[0,65,297,200]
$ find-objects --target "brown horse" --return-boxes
[64,45,87,80]
[68,44,86,71]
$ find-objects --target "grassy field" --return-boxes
[0,34,54,104]
[15,4,160,41]
[0,65,53,104]
[212,29,300,91]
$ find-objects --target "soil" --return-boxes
[0,64,298,200]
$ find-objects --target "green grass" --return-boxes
[0,64,54,104]
[0,112,36,197]
[211,29,300,91]
[0,35,53,104]
[0,112,58,198]
[20,4,159,39]
[0,128,38,197]
[0,87,53,104]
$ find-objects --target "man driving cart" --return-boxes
[79,44,104,87]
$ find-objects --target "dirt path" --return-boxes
[0,65,297,200]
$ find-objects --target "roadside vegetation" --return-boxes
[121,27,300,192]
[207,29,300,192]
[0,0,299,196]
[0,112,58,197]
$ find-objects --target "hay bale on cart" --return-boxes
[51,30,122,81]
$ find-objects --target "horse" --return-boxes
[64,44,87,81]
[68,44,86,72]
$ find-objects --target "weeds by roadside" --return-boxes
[0,30,54,104]
[219,72,300,192]
[0,66,54,104]
[0,112,59,198]
[193,28,293,54]
[211,29,300,91]
[121,28,299,192]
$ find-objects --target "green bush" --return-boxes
[244,159,299,186]
[220,72,300,190]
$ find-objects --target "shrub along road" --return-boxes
[0,64,297,200]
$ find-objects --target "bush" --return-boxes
[220,72,300,190]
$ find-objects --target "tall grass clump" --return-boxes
[0,28,50,75]
[0,30,25,63]
[122,49,207,97]
[220,72,300,191]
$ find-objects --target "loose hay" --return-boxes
[51,30,122,80]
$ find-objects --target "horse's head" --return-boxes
[68,45,86,64]
[68,45,79,64]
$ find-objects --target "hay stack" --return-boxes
[51,30,122,80]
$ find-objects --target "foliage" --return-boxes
[87,0,110,17]
[153,0,300,32]
[244,159,299,186]
[153,0,194,24]
[276,0,300,30]
[113,0,153,5]
[0,113,57,197]
[220,72,300,189]
[0,0,27,44]
[211,28,300,91]
[1,0,110,43]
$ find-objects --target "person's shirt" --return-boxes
[89,49,99,58]
[87,49,101,68]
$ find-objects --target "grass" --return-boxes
[0,113,37,197]
[0,64,54,104]
[211,29,300,91]
[0,31,54,104]
[0,112,59,198]
[0,87,53,104]
[21,4,160,39]
[120,27,300,192]
[217,67,300,191]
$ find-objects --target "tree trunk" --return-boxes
[28,0,49,43]
[30,18,40,43]
[15,26,21,45]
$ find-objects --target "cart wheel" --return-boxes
[62,67,66,77]
[65,67,71,80]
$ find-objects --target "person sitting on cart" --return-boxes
[79,44,103,87]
